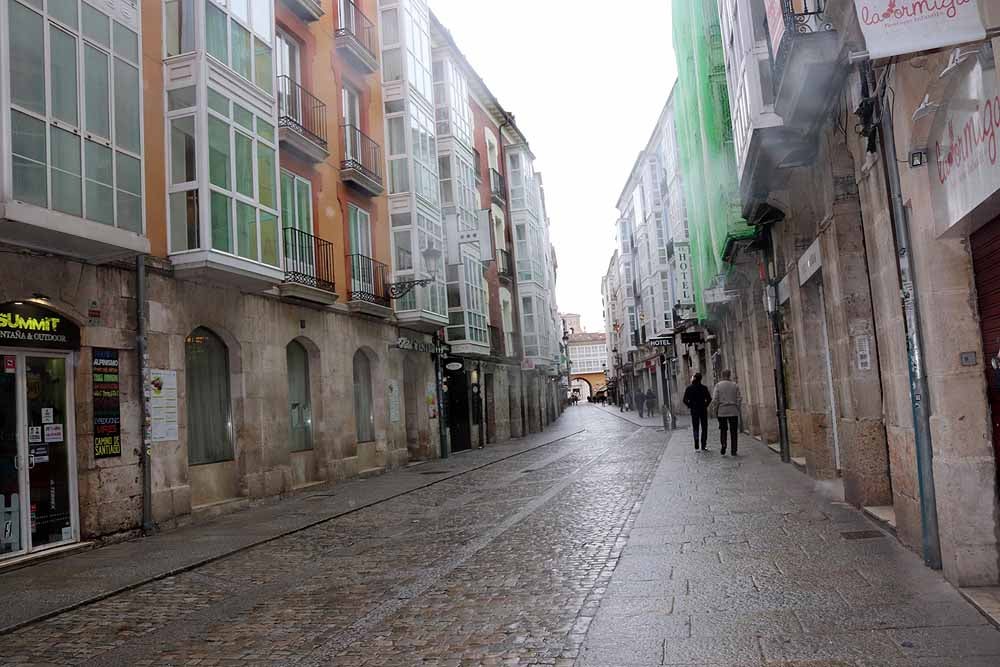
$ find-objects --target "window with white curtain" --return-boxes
[353,351,375,443]
[287,341,313,452]
[185,328,233,465]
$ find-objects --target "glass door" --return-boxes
[0,355,23,558]
[348,205,374,295]
[342,85,361,163]
[276,30,300,126]
[25,355,74,549]
[0,351,76,561]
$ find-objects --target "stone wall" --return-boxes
[0,252,448,540]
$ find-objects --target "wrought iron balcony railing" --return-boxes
[283,227,335,292]
[783,0,832,36]
[277,75,328,149]
[341,124,384,186]
[336,0,378,63]
[497,248,514,278]
[489,168,506,203]
[347,253,390,308]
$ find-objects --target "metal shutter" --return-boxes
[972,218,1000,469]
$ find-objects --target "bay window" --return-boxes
[6,0,144,233]
[200,0,274,94]
[166,86,280,267]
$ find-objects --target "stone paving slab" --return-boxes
[578,419,1000,666]
[0,414,587,634]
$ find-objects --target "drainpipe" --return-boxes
[877,69,942,570]
[136,255,153,534]
[760,217,791,464]
[433,331,449,459]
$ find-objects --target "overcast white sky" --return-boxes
[430,0,678,333]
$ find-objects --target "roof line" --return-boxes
[429,10,531,148]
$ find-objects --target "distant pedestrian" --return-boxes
[683,373,712,451]
[645,388,657,416]
[712,370,742,456]
[634,389,645,418]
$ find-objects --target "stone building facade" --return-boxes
[705,0,1000,587]
[0,0,562,564]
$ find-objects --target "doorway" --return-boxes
[444,360,471,452]
[0,350,78,561]
[972,218,1000,473]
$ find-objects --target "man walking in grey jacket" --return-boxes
[713,370,742,456]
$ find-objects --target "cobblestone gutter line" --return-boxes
[0,428,585,639]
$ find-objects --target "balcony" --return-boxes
[282,0,324,21]
[0,202,149,263]
[346,253,392,317]
[497,249,514,281]
[278,227,338,306]
[489,168,506,205]
[277,76,329,163]
[340,125,385,196]
[771,0,842,131]
[335,0,379,74]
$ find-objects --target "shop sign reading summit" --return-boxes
[0,302,80,350]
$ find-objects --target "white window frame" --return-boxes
[6,0,145,234]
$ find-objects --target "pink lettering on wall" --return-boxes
[860,0,970,25]
[935,95,1000,186]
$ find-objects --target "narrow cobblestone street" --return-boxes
[3,406,1000,666]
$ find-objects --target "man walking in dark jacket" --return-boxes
[683,373,712,451]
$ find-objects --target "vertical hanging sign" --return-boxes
[93,349,122,459]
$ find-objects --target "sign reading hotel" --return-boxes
[0,302,80,350]
[929,57,1000,237]
[93,349,122,459]
[855,0,985,60]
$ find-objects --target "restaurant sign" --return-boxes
[929,58,1000,237]
[856,0,985,60]
[0,302,80,350]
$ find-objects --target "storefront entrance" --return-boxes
[972,219,1000,472]
[0,302,81,561]
[0,351,78,560]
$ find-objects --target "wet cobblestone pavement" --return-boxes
[3,405,1000,666]
[1,407,662,666]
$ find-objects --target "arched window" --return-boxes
[287,341,312,451]
[353,350,374,442]
[185,327,233,464]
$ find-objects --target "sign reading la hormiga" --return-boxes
[855,0,985,60]
[0,302,81,350]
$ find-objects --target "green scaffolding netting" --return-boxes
[672,0,756,321]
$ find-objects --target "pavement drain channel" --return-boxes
[0,408,674,666]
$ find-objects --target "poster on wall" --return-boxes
[387,380,401,423]
[150,370,179,442]
[93,348,122,459]
[426,382,438,419]
[855,0,985,60]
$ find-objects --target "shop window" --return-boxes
[353,350,374,443]
[185,327,234,465]
[287,341,312,452]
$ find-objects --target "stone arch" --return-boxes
[352,346,379,444]
[183,324,244,507]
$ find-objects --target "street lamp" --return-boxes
[387,245,442,299]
